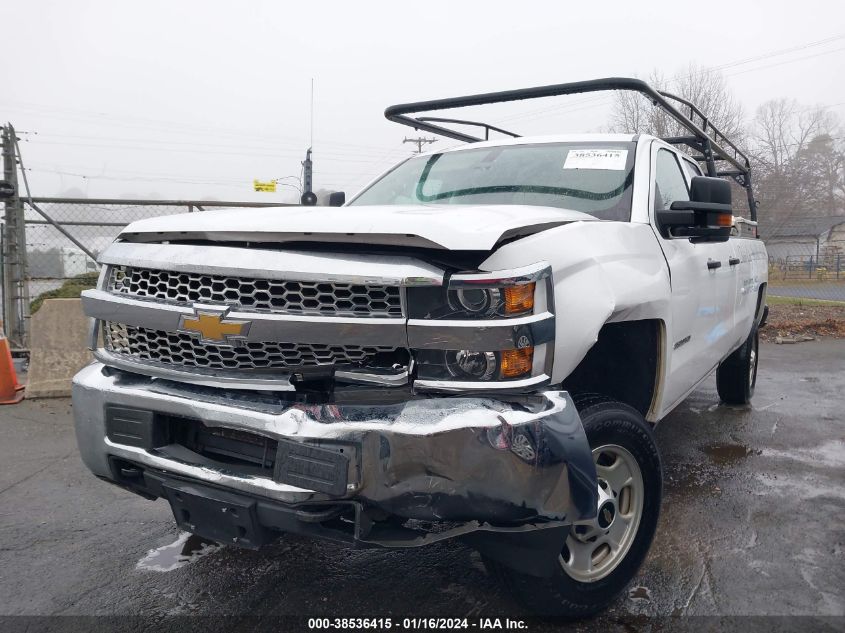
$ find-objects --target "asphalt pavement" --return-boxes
[0,341,843,632]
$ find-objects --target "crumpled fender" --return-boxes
[480,221,671,383]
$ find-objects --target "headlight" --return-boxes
[408,263,547,320]
[447,284,535,317]
[450,287,501,316]
[409,262,552,387]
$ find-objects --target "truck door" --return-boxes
[679,155,743,359]
[651,146,735,410]
[728,228,763,353]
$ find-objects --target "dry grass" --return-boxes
[761,303,845,341]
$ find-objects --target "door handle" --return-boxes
[729,257,741,266]
[707,260,722,270]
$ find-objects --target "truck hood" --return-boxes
[119,204,596,251]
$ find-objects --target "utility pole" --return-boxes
[1,124,29,349]
[300,79,318,206]
[403,137,437,154]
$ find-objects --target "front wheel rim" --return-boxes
[560,444,644,583]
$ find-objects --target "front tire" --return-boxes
[488,397,663,618]
[716,325,759,405]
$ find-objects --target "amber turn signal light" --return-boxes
[503,283,535,315]
[500,347,533,379]
[712,212,733,227]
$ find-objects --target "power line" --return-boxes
[711,34,845,72]
[339,147,413,190]
[497,34,845,126]
[18,131,401,159]
[725,47,845,78]
[0,100,396,154]
[20,138,402,164]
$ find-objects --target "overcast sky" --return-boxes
[2,0,844,203]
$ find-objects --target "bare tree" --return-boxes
[610,64,744,143]
[798,134,845,216]
[750,100,843,224]
[751,99,835,174]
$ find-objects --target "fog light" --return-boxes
[503,283,535,315]
[500,347,533,378]
[446,350,498,380]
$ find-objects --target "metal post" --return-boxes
[701,137,717,177]
[2,124,29,349]
[744,171,758,223]
[0,227,5,333]
[303,148,313,193]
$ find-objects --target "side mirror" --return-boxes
[328,191,346,207]
[658,176,733,242]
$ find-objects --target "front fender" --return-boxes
[481,221,671,383]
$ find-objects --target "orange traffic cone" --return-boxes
[0,330,24,405]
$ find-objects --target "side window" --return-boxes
[653,149,690,212]
[681,157,703,180]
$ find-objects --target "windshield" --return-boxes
[349,142,636,221]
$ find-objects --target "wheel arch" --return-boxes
[560,318,666,423]
[755,282,768,327]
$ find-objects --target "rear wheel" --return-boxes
[717,325,759,405]
[488,398,662,618]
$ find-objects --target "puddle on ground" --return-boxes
[628,586,652,602]
[701,443,760,465]
[137,532,222,572]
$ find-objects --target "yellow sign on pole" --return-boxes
[253,179,276,192]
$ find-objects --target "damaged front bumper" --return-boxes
[73,362,597,558]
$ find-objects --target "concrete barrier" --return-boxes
[26,298,91,399]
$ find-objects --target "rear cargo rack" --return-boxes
[384,77,757,220]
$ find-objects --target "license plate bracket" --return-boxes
[163,483,272,549]
[273,439,350,496]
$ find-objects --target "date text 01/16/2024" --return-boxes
[307,618,528,630]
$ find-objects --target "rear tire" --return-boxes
[716,325,759,405]
[487,397,662,618]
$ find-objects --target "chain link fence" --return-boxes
[2,197,291,349]
[762,216,845,302]
[3,195,844,351]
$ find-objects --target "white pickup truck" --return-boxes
[73,78,768,617]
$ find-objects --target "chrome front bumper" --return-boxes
[73,362,597,527]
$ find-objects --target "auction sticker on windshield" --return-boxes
[563,149,628,170]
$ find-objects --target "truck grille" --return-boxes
[104,322,397,371]
[107,265,403,318]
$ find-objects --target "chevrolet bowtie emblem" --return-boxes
[178,308,250,346]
